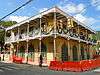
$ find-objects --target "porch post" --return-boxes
[78,25,81,61]
[78,42,81,60]
[86,30,88,59]
[17,42,19,56]
[39,15,42,55]
[26,22,29,63]
[53,7,57,60]
[16,27,19,56]
[68,38,71,61]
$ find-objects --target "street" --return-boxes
[0,62,99,75]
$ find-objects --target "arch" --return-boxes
[41,42,47,57]
[19,45,25,58]
[19,46,25,53]
[61,43,68,61]
[28,44,34,52]
[72,45,78,61]
[28,44,35,61]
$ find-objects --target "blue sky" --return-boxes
[0,0,100,31]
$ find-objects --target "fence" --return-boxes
[49,59,100,72]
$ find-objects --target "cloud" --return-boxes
[91,0,100,10]
[39,8,48,13]
[74,14,100,31]
[8,16,29,23]
[74,14,98,26]
[58,3,86,14]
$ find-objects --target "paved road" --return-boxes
[0,62,100,75]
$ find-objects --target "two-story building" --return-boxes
[5,7,96,66]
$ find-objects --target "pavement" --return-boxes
[0,62,100,75]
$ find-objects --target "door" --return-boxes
[61,43,68,61]
[28,45,34,61]
[73,46,78,61]
[41,42,47,59]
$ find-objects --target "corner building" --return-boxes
[5,7,96,66]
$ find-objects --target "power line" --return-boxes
[0,0,33,22]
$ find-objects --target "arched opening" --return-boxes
[72,45,78,61]
[28,44,34,61]
[41,42,47,57]
[81,46,85,60]
[61,43,68,61]
[19,46,25,58]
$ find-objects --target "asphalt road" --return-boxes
[0,62,99,75]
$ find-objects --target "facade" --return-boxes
[96,31,100,55]
[5,7,96,66]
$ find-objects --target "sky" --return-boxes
[0,0,100,31]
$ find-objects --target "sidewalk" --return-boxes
[93,68,100,72]
[0,61,12,63]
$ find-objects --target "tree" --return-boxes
[0,21,17,52]
[0,21,17,27]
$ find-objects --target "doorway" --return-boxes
[61,43,68,61]
[72,46,78,61]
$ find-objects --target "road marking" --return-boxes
[0,67,13,71]
[7,66,20,70]
[0,69,4,72]
[93,69,100,72]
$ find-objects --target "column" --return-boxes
[16,27,19,56]
[78,42,81,60]
[89,45,93,59]
[25,41,28,63]
[39,15,42,55]
[4,30,6,44]
[78,25,81,61]
[68,38,71,61]
[17,42,19,56]
[39,15,42,65]
[25,22,29,63]
[53,8,57,60]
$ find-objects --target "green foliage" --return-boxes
[96,31,100,40]
[0,21,17,27]
[0,21,17,43]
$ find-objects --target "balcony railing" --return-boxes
[5,27,97,44]
[41,26,54,35]
[19,33,27,39]
[15,34,19,40]
[5,37,11,42]
[57,28,68,34]
[28,28,40,37]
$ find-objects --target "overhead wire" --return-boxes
[0,0,33,22]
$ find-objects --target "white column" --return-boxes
[11,30,15,41]
[68,38,71,61]
[25,22,29,63]
[53,8,57,60]
[39,15,42,54]
[17,42,19,56]
[4,30,6,44]
[78,42,81,60]
[18,27,19,41]
[16,27,19,56]
[78,25,81,61]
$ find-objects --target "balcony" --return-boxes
[15,34,19,40]
[19,33,27,39]
[41,25,54,35]
[28,28,40,37]
[57,28,68,34]
[5,37,11,42]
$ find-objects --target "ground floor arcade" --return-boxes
[5,36,95,66]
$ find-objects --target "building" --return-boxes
[5,7,96,66]
[96,31,100,55]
